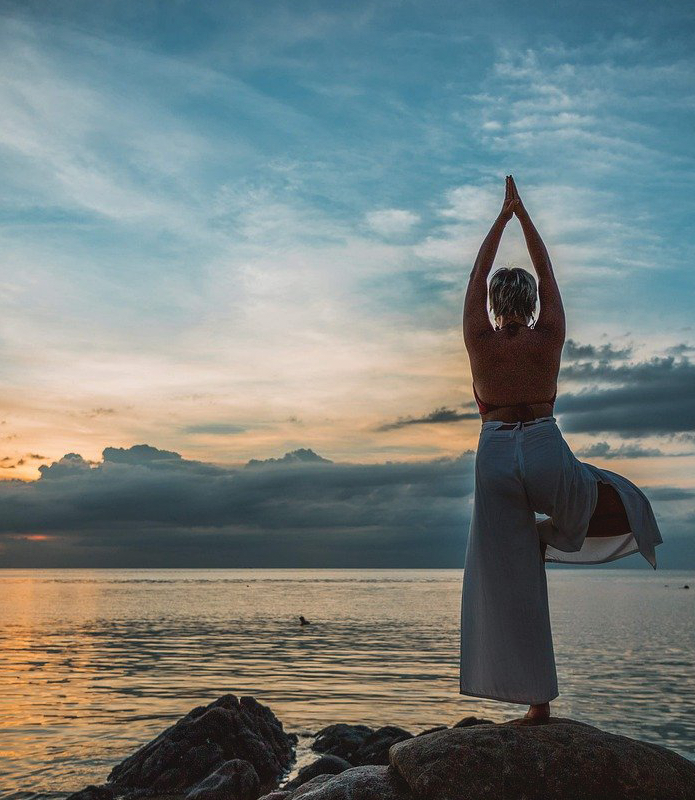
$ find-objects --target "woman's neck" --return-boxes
[496,315,529,329]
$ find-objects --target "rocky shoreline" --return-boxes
[67,694,695,800]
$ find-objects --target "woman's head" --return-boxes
[489,267,537,326]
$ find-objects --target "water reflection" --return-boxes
[0,568,694,798]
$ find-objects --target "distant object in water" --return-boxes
[299,615,311,625]
[684,585,690,590]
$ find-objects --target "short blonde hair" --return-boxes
[489,267,537,324]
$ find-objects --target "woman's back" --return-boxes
[466,321,563,413]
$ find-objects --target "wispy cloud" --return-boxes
[365,209,420,237]
[376,406,479,431]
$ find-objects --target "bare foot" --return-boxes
[524,702,550,723]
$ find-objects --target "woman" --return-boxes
[460,175,663,722]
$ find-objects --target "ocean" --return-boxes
[1,568,694,798]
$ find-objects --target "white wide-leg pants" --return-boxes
[459,415,663,705]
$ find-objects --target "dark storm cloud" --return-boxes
[246,448,332,467]
[575,441,665,459]
[376,405,479,431]
[556,354,695,436]
[642,487,695,501]
[0,444,476,567]
[1,442,693,567]
[562,339,633,362]
[665,343,695,357]
[575,441,695,459]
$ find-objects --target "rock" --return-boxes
[65,785,116,800]
[311,724,374,762]
[288,775,336,797]
[389,717,695,799]
[283,755,352,789]
[415,726,448,737]
[452,716,494,728]
[257,793,291,800]
[351,727,413,766]
[281,766,413,799]
[107,695,296,795]
[185,759,259,800]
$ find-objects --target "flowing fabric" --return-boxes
[459,415,663,705]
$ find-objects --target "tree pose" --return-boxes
[460,176,663,722]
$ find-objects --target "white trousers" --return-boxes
[459,415,663,705]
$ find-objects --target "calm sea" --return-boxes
[1,568,694,798]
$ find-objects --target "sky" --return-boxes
[1,0,694,567]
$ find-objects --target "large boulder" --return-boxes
[389,717,695,800]
[311,724,374,763]
[107,695,296,795]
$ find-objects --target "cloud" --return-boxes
[1,440,693,568]
[376,406,480,431]
[557,353,695,436]
[246,447,332,467]
[102,444,183,465]
[85,408,116,417]
[576,441,668,459]
[365,209,420,237]
[643,487,695,501]
[563,339,633,362]
[36,452,93,480]
[0,443,475,567]
[183,423,249,436]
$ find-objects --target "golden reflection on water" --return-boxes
[1,568,694,798]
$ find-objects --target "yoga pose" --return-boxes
[459,175,663,722]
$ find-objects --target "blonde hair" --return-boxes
[489,267,537,325]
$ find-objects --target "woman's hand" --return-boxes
[499,175,519,223]
[508,175,528,219]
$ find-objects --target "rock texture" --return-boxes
[389,717,695,800]
[310,723,413,767]
[310,724,374,763]
[350,726,413,766]
[65,785,116,800]
[185,759,260,800]
[280,766,413,800]
[283,755,352,790]
[107,695,296,796]
[452,715,494,728]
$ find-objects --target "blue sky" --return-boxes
[1,0,694,566]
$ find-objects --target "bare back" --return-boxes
[465,322,564,422]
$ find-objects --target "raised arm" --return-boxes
[463,177,517,345]
[509,176,565,341]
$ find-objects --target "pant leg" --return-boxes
[460,428,558,705]
[521,422,599,553]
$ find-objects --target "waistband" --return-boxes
[481,415,557,432]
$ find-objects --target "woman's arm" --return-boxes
[510,176,565,340]
[463,177,517,345]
